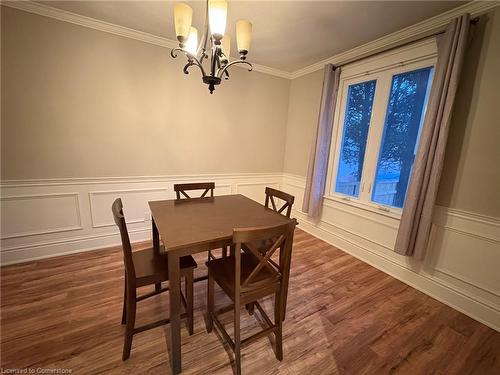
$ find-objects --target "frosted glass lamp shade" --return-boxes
[221,35,231,59]
[208,0,227,40]
[174,3,193,43]
[185,27,198,56]
[236,20,252,55]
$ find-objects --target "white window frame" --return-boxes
[325,39,438,219]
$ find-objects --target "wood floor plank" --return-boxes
[1,229,499,374]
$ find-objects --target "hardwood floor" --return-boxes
[1,229,499,374]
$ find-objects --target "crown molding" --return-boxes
[290,1,500,79]
[2,0,293,79]
[3,1,498,81]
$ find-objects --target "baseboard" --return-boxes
[295,214,499,331]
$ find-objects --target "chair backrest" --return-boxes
[112,198,135,280]
[264,187,295,218]
[174,182,215,199]
[233,219,297,293]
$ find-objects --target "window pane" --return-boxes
[372,67,433,208]
[335,80,376,197]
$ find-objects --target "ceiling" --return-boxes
[38,1,468,73]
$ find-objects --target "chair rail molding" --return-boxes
[281,173,500,332]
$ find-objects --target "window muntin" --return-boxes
[372,67,433,208]
[334,80,376,198]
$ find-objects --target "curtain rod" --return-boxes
[335,17,479,69]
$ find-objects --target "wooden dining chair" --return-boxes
[174,182,215,199]
[243,187,296,319]
[112,198,197,361]
[265,187,295,218]
[174,182,229,266]
[206,220,297,375]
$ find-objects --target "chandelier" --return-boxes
[171,0,253,94]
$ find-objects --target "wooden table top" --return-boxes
[149,194,292,252]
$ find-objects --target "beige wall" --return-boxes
[1,7,290,179]
[283,8,500,218]
[435,9,500,217]
[282,69,323,176]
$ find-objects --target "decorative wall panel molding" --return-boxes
[281,173,500,332]
[0,173,281,265]
[0,193,82,239]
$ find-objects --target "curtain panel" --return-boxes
[395,14,471,259]
[302,64,341,217]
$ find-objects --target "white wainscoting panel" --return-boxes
[0,173,281,265]
[1,193,82,239]
[235,182,280,202]
[89,188,169,228]
[281,173,500,332]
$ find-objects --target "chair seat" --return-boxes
[133,247,197,288]
[207,253,280,302]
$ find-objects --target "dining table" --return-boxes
[149,193,293,374]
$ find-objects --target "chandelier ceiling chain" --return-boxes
[171,0,253,94]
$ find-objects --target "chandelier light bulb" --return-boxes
[208,0,228,41]
[185,27,198,56]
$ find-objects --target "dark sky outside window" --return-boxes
[335,80,377,197]
[372,67,433,208]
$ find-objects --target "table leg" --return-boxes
[152,219,161,292]
[168,251,182,374]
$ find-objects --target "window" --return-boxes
[329,50,435,213]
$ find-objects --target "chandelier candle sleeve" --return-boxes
[208,0,228,41]
[174,3,193,45]
[236,20,252,58]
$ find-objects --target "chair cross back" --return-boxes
[174,182,215,199]
[233,221,296,291]
[265,187,295,218]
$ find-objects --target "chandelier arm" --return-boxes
[183,57,207,77]
[217,60,253,79]
[170,47,184,58]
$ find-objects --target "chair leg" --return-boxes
[206,270,214,333]
[234,301,241,375]
[121,273,127,325]
[185,271,194,336]
[245,303,255,315]
[274,291,283,361]
[122,287,136,361]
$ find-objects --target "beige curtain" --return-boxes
[395,14,471,259]
[302,64,341,217]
